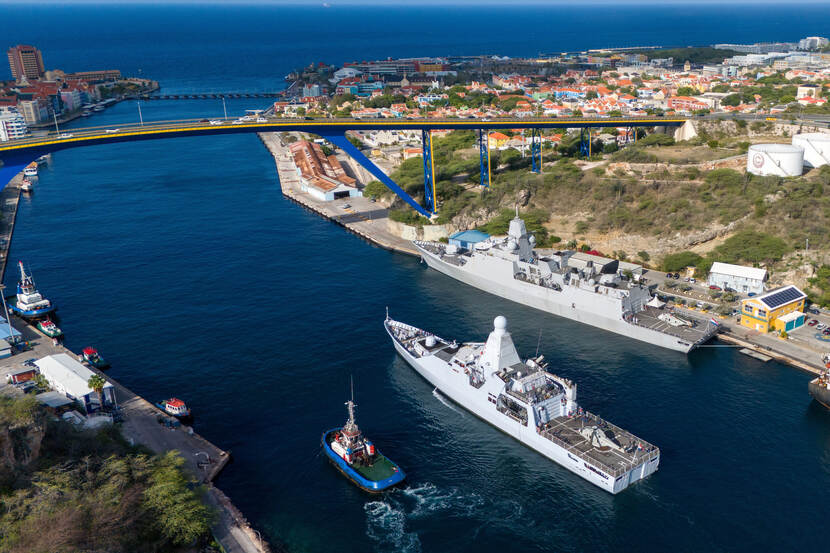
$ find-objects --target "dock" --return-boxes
[739,348,772,362]
[0,172,22,280]
[258,131,419,257]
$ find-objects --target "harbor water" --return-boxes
[3,4,830,552]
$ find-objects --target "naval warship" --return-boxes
[385,314,660,493]
[414,212,717,353]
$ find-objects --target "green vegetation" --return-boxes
[662,251,702,272]
[0,396,213,553]
[808,265,830,307]
[363,180,388,199]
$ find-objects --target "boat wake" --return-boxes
[364,482,488,552]
[431,388,463,416]
[364,500,421,553]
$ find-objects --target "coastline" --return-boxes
[0,171,271,553]
[257,131,419,257]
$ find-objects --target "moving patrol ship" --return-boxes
[414,212,716,353]
[385,314,660,493]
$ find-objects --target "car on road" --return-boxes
[58,133,73,138]
[232,119,245,124]
[199,118,209,122]
[104,128,120,133]
[209,120,223,125]
[709,285,722,290]
[808,319,819,326]
[256,117,267,123]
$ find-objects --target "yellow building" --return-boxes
[740,285,807,333]
[488,132,510,150]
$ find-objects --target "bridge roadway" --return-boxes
[0,115,686,216]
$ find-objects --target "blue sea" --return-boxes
[2,3,830,552]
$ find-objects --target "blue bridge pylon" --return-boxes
[579,128,592,158]
[531,128,542,173]
[422,129,436,213]
[479,129,491,187]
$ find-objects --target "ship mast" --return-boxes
[343,375,358,434]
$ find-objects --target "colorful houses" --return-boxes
[740,285,807,334]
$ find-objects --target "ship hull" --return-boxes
[417,246,696,353]
[321,429,405,493]
[385,321,659,494]
[808,379,830,410]
[6,296,56,318]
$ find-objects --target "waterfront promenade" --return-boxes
[259,131,418,256]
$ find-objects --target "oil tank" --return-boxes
[746,144,804,177]
[792,133,830,168]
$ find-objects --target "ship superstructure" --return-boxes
[385,314,660,493]
[8,261,55,317]
[415,213,717,353]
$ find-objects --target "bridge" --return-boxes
[0,116,687,217]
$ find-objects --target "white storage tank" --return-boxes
[792,133,830,168]
[746,144,804,177]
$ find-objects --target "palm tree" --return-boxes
[87,374,107,412]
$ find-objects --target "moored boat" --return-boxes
[36,318,62,338]
[808,354,830,409]
[156,397,191,419]
[23,162,38,178]
[82,346,110,369]
[20,179,33,193]
[6,261,55,318]
[321,392,405,493]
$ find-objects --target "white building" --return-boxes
[708,262,767,294]
[0,110,28,141]
[35,353,116,414]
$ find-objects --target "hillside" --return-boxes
[0,395,213,553]
[365,121,830,299]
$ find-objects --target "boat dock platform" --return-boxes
[258,131,419,257]
[739,348,772,362]
[0,172,22,281]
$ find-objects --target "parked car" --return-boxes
[709,285,722,290]
[747,292,757,297]
[808,319,819,327]
[816,323,826,331]
[824,328,830,336]
[684,277,690,282]
[690,278,696,283]
[808,307,821,315]
[673,273,680,279]
[665,273,672,278]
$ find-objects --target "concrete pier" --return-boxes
[258,131,419,257]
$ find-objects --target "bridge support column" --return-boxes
[316,131,432,218]
[579,128,591,158]
[422,130,436,213]
[531,128,541,173]
[478,129,490,187]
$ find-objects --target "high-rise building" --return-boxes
[0,109,28,141]
[7,45,45,81]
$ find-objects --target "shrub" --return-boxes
[662,251,703,272]
[637,250,651,262]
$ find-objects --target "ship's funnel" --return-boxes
[479,316,521,373]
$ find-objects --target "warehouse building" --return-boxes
[740,285,806,333]
[34,353,116,414]
[708,262,767,295]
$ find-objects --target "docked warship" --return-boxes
[385,314,660,493]
[414,212,717,353]
[808,354,830,410]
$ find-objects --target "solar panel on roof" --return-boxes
[761,286,804,309]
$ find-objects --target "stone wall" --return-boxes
[386,220,452,241]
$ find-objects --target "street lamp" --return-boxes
[0,284,15,347]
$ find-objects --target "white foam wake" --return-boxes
[364,500,421,553]
[432,388,463,416]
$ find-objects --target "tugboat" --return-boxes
[7,262,56,318]
[321,388,405,493]
[82,347,110,369]
[36,318,62,338]
[808,354,830,410]
[156,397,191,419]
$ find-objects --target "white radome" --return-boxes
[494,315,507,330]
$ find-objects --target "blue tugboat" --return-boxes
[7,262,56,318]
[322,391,405,493]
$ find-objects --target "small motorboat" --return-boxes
[20,179,33,193]
[82,346,110,369]
[36,318,62,338]
[156,397,191,419]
